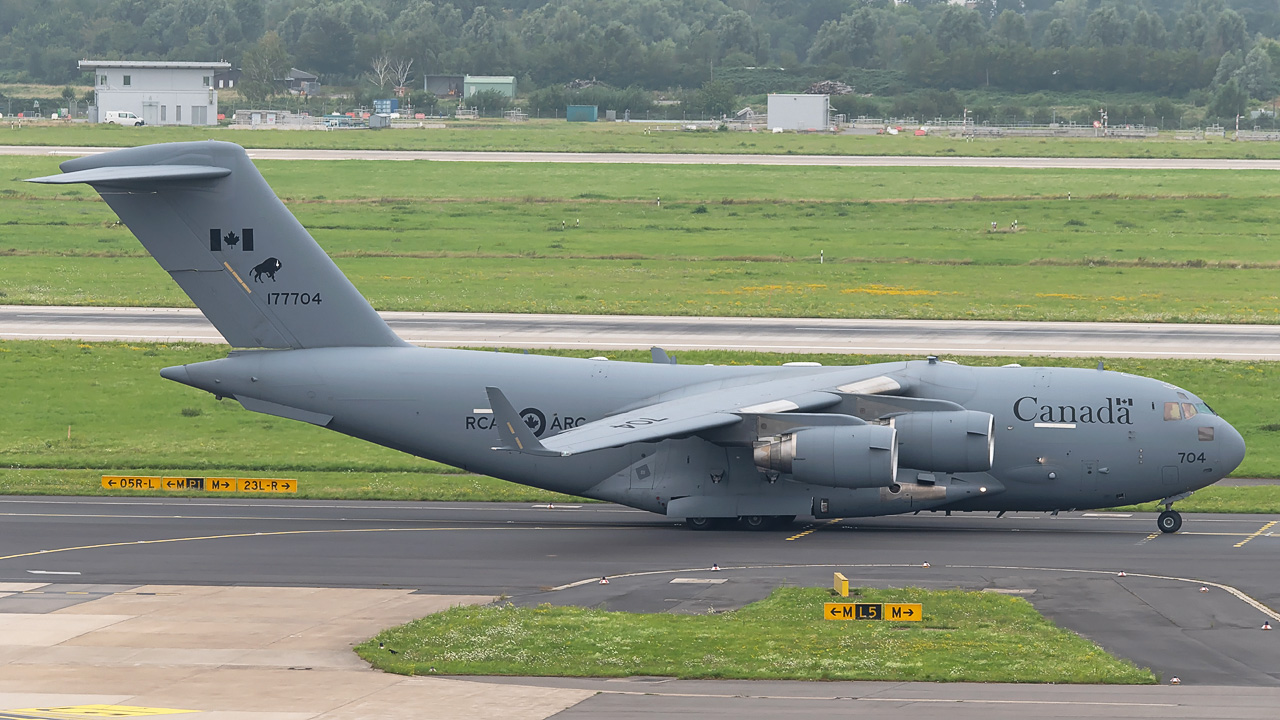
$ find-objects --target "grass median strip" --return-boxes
[357,586,1155,683]
[7,157,1280,322]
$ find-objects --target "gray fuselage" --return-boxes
[163,347,1246,520]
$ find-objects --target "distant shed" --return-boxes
[464,75,517,98]
[566,105,598,122]
[767,93,830,131]
[424,74,464,97]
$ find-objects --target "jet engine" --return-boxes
[889,410,995,473]
[753,424,898,489]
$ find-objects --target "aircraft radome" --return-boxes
[30,142,1246,534]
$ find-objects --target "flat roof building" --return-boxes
[767,93,831,131]
[81,60,230,126]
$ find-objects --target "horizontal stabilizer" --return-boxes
[27,165,231,185]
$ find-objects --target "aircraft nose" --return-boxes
[1219,420,1246,476]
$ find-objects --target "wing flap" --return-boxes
[543,412,743,455]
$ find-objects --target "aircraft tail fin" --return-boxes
[28,141,405,349]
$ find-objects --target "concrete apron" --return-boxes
[0,582,592,719]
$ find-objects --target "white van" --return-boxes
[103,111,144,126]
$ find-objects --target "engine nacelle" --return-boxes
[753,425,898,490]
[890,410,994,473]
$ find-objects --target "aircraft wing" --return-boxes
[487,372,903,456]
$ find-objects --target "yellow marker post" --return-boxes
[833,572,849,598]
[101,476,162,491]
[884,603,924,622]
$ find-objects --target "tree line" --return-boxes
[1,0,1277,121]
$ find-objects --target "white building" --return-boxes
[82,60,230,126]
[767,94,831,131]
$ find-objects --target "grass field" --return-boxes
[4,342,1280,504]
[357,586,1155,683]
[5,157,1280,322]
[1,120,1278,159]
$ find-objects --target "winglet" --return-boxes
[485,387,564,456]
[650,347,677,365]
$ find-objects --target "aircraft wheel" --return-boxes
[740,515,771,530]
[1157,510,1183,534]
[686,517,718,531]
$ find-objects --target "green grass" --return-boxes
[4,120,1280,159]
[8,256,1280,323]
[6,158,1280,322]
[3,342,1280,505]
[1112,485,1280,514]
[357,586,1155,683]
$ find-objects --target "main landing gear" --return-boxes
[685,515,796,531]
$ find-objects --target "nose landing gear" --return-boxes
[1157,509,1182,534]
[1157,491,1192,533]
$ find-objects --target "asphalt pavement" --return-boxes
[1,496,1276,697]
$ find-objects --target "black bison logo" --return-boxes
[251,257,282,282]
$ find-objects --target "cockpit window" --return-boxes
[1165,401,1215,421]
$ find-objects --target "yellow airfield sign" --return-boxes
[206,477,237,492]
[238,477,297,493]
[100,476,163,491]
[884,603,924,621]
[824,602,923,622]
[102,475,296,494]
[824,602,882,620]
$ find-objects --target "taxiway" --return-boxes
[1,496,1277,718]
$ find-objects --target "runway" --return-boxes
[1,496,1277,717]
[6,144,1280,169]
[4,305,1280,359]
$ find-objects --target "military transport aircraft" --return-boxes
[30,141,1246,534]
